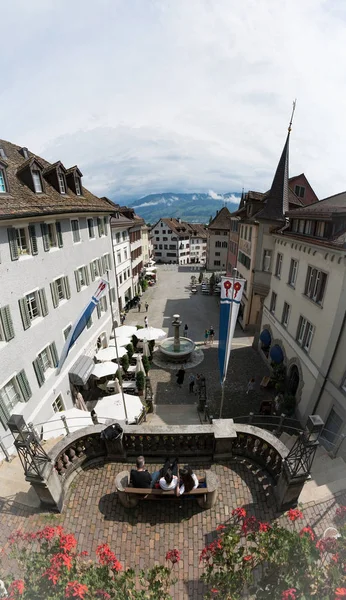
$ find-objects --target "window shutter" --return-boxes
[103,296,108,311]
[49,342,59,367]
[110,288,116,303]
[64,276,71,299]
[104,217,108,235]
[50,282,59,308]
[33,358,45,387]
[97,258,103,275]
[106,253,112,270]
[28,225,38,255]
[90,262,95,282]
[85,266,90,286]
[40,223,49,252]
[97,217,102,237]
[0,398,10,429]
[56,222,63,247]
[0,305,15,341]
[16,370,32,402]
[18,298,31,330]
[75,270,81,292]
[7,228,19,261]
[38,288,49,316]
[97,303,101,319]
[102,256,107,273]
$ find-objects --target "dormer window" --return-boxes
[58,172,66,194]
[75,177,81,195]
[32,170,43,193]
[0,161,9,193]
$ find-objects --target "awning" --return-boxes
[260,329,271,347]
[69,355,95,386]
[270,344,284,364]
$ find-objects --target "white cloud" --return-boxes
[2,0,346,199]
[208,190,224,200]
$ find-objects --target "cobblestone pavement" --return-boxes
[125,265,272,419]
[0,460,345,599]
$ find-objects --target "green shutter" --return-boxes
[16,370,32,402]
[33,357,45,387]
[38,288,48,316]
[40,223,49,252]
[0,305,15,341]
[103,296,108,311]
[107,253,112,270]
[111,288,116,303]
[97,217,102,237]
[7,228,18,261]
[64,276,71,299]
[28,225,38,255]
[97,258,103,275]
[0,398,10,429]
[49,342,59,367]
[102,256,107,273]
[75,270,81,292]
[85,266,90,286]
[18,298,31,330]
[104,217,108,235]
[97,303,101,319]
[56,221,63,247]
[90,262,95,281]
[50,281,58,308]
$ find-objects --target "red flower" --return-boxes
[96,544,122,571]
[332,553,340,563]
[65,581,88,599]
[79,551,89,557]
[200,539,223,563]
[335,506,346,519]
[259,522,271,532]
[243,555,253,561]
[287,509,303,522]
[60,534,77,552]
[299,526,315,541]
[95,591,111,600]
[316,537,337,553]
[282,589,297,600]
[8,580,25,596]
[42,566,60,586]
[166,549,181,564]
[232,507,247,520]
[216,525,226,531]
[335,589,346,598]
[211,590,219,594]
[38,526,58,541]
[241,516,257,535]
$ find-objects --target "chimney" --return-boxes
[178,218,182,223]
[19,147,29,159]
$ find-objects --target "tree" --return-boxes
[136,371,145,395]
[120,354,129,373]
[126,343,134,361]
[142,355,150,375]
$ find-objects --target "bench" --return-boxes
[115,470,219,509]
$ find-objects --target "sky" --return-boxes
[2,0,346,201]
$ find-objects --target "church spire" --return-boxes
[257,100,296,222]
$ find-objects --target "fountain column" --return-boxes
[172,314,182,353]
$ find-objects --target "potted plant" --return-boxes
[121,354,129,373]
[142,355,150,375]
[126,343,134,361]
[136,371,145,396]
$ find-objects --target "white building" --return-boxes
[0,140,117,454]
[151,218,206,265]
[110,211,134,311]
[206,207,231,271]
[141,224,152,266]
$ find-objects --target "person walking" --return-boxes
[246,377,256,394]
[184,324,188,337]
[209,326,215,345]
[138,302,141,313]
[188,373,195,393]
[204,329,209,345]
[176,366,185,388]
[144,316,148,327]
[145,302,149,312]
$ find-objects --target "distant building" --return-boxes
[141,224,152,266]
[150,218,207,265]
[0,140,117,454]
[110,210,134,312]
[206,207,232,271]
[117,207,145,296]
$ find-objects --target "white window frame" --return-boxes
[47,222,57,248]
[52,394,65,412]
[75,177,81,196]
[15,226,30,255]
[77,266,88,288]
[25,290,41,321]
[288,259,298,287]
[0,169,6,193]
[262,249,272,273]
[297,316,314,352]
[0,377,22,412]
[305,267,327,305]
[58,172,66,194]
[87,218,95,239]
[71,219,81,243]
[91,259,100,279]
[32,170,43,193]
[269,291,277,314]
[37,345,54,374]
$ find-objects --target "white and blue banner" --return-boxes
[57,279,109,372]
[218,276,245,384]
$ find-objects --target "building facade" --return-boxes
[110,211,133,311]
[150,218,206,265]
[258,193,346,458]
[206,207,231,271]
[141,224,152,266]
[0,140,117,455]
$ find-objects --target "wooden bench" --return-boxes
[115,470,219,509]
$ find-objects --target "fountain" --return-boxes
[159,314,195,363]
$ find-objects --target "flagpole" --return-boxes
[219,268,237,419]
[106,270,129,424]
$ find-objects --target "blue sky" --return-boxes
[2,0,346,201]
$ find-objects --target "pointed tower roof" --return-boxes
[256,102,296,222]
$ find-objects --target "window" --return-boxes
[26,292,40,319]
[215,252,220,256]
[115,233,121,243]
[249,227,252,242]
[87,218,95,239]
[168,229,172,234]
[214,260,221,266]
[0,305,15,342]
[288,259,298,287]
[297,316,314,351]
[295,185,305,198]
[40,222,62,251]
[262,250,272,272]
[292,219,299,233]
[162,230,166,234]
[304,220,313,235]
[298,220,305,234]
[71,219,80,243]
[15,228,29,255]
[58,172,66,194]
[47,223,57,248]
[75,266,90,291]
[269,291,277,314]
[50,276,71,308]
[52,395,65,412]
[117,251,121,263]
[97,217,105,237]
[75,177,81,196]
[87,314,93,329]
[281,302,290,327]
[221,241,228,248]
[321,408,343,448]
[238,251,251,270]
[32,170,43,193]
[316,221,325,237]
[0,372,32,428]
[90,259,101,281]
[215,241,221,248]
[154,230,159,234]
[124,249,128,260]
[0,169,6,193]
[118,274,122,285]
[304,267,327,305]
[275,253,283,278]
[63,325,72,340]
[33,344,58,387]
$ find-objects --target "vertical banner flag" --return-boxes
[218,276,245,384]
[57,279,109,372]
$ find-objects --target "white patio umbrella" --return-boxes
[91,361,118,379]
[41,408,93,440]
[110,325,137,338]
[94,393,144,424]
[142,339,150,357]
[96,346,127,362]
[135,354,145,374]
[135,327,167,341]
[109,336,132,347]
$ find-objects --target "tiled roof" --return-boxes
[0,139,115,220]
[151,218,207,238]
[256,132,290,221]
[287,192,346,217]
[207,206,232,230]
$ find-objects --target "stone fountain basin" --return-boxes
[160,337,195,362]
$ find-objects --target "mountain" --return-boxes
[126,192,241,224]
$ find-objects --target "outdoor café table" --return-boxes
[127,365,136,374]
[122,381,137,392]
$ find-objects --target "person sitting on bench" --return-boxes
[130,455,152,488]
[158,457,179,491]
[176,465,199,495]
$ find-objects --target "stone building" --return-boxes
[150,218,206,265]
[0,140,117,454]
[206,207,232,271]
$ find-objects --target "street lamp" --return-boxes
[7,414,51,480]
